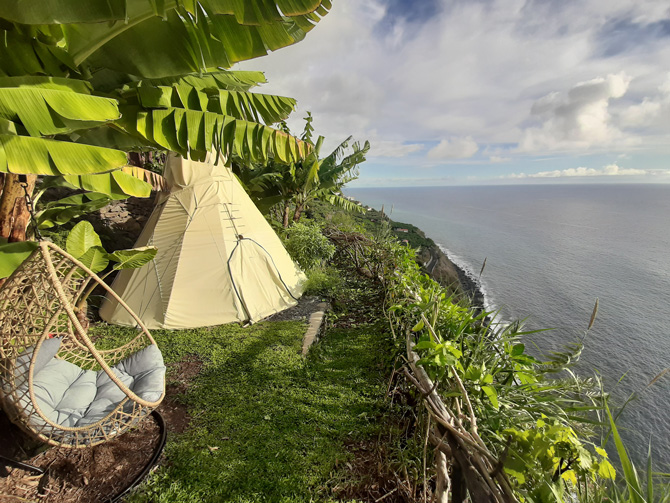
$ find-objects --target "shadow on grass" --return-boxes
[128,320,390,503]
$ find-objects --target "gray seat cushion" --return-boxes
[79,344,166,426]
[14,340,165,430]
[33,358,97,427]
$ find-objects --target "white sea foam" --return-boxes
[436,244,497,314]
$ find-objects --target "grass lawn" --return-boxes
[93,313,396,502]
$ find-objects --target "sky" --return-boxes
[238,0,670,187]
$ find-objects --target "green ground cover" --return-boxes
[92,312,395,502]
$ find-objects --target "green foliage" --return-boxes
[0,239,38,278]
[0,3,332,176]
[0,76,119,136]
[303,266,343,296]
[386,244,618,499]
[601,403,670,503]
[328,211,360,232]
[66,220,156,275]
[319,208,638,501]
[36,192,111,230]
[48,171,152,200]
[233,113,369,226]
[283,221,335,271]
[504,417,615,500]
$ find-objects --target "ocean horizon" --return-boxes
[347,183,670,469]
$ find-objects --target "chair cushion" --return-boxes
[15,342,165,431]
[32,359,97,427]
[78,344,166,426]
[13,337,63,389]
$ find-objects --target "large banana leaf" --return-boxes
[72,124,158,151]
[0,76,92,93]
[64,10,282,77]
[0,240,39,279]
[37,194,112,229]
[0,1,127,24]
[109,246,157,270]
[69,171,152,198]
[1,1,331,78]
[0,78,120,136]
[123,70,269,93]
[39,170,153,199]
[0,0,328,25]
[133,84,296,125]
[65,1,328,78]
[118,106,306,162]
[121,165,169,191]
[0,134,127,175]
[94,69,269,94]
[0,27,79,78]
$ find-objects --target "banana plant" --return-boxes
[0,2,331,176]
[234,113,370,227]
[0,1,332,245]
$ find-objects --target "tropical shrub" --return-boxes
[303,266,343,296]
[233,113,370,227]
[283,221,335,270]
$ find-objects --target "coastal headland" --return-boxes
[419,244,486,309]
[347,202,487,309]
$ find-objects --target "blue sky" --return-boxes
[239,0,670,187]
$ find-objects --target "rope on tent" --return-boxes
[220,165,300,320]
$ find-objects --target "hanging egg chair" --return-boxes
[0,241,166,448]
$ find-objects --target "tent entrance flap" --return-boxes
[227,237,301,322]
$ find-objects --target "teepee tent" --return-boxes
[99,153,305,329]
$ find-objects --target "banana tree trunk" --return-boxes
[0,174,37,289]
[282,202,291,228]
[292,202,305,223]
[0,173,37,243]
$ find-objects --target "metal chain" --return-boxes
[18,177,43,241]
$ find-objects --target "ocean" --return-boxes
[347,184,670,468]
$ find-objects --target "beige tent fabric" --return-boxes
[99,153,305,329]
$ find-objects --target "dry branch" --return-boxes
[405,327,518,503]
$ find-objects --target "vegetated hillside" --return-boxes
[307,200,465,299]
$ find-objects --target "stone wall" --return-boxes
[94,195,156,251]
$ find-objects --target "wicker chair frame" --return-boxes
[0,241,165,448]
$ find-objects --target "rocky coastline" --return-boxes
[407,225,486,310]
[422,244,487,311]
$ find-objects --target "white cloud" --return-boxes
[427,137,478,159]
[619,73,670,132]
[237,1,670,183]
[519,73,633,152]
[508,163,657,179]
[489,156,511,163]
[369,140,424,158]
